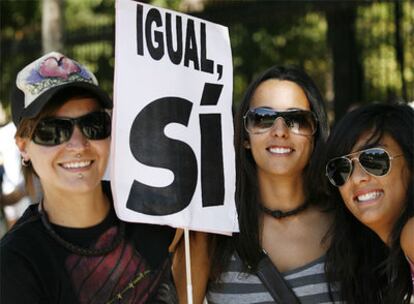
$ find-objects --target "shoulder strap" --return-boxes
[256,254,300,304]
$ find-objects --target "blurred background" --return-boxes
[1,0,413,124]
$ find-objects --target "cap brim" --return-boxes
[15,82,112,125]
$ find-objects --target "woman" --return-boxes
[205,65,341,303]
[324,103,413,303]
[0,52,176,303]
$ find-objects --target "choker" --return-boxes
[38,202,125,256]
[260,201,309,219]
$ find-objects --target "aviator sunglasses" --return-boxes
[325,147,403,187]
[32,111,111,146]
[244,107,318,136]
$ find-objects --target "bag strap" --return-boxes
[256,253,300,304]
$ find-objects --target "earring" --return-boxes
[243,141,251,149]
[21,158,31,167]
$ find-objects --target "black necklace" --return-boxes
[260,201,309,219]
[38,202,125,256]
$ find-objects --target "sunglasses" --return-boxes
[244,108,317,136]
[326,147,403,187]
[32,111,111,146]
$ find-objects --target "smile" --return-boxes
[268,147,293,154]
[60,160,93,169]
[355,190,383,203]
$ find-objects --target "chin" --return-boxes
[63,179,101,193]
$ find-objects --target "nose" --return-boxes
[349,158,370,184]
[269,117,289,137]
[65,125,89,150]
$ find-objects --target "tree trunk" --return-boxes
[326,6,363,122]
[42,0,63,53]
[394,0,407,102]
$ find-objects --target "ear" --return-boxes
[243,140,251,149]
[15,136,30,160]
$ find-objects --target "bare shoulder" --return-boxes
[400,217,414,260]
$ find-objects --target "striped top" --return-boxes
[206,253,343,304]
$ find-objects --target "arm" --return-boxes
[400,217,414,262]
[171,230,211,304]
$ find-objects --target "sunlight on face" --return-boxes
[247,79,314,179]
[20,97,110,197]
[338,133,409,243]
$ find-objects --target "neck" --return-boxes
[258,172,306,211]
[42,186,110,228]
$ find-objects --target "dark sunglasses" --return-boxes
[326,147,403,187]
[32,111,111,146]
[243,107,317,136]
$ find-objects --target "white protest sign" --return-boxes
[112,0,238,234]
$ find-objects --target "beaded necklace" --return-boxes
[260,201,309,219]
[38,202,125,256]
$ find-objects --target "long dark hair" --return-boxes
[323,103,413,303]
[211,65,329,277]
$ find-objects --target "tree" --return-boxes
[42,0,64,53]
[326,5,363,121]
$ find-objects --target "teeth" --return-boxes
[357,191,382,202]
[269,147,292,154]
[62,161,91,169]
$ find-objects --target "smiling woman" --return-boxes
[0,52,177,304]
[323,103,414,303]
[197,65,344,304]
[16,97,111,205]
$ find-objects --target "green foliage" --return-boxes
[0,0,41,37]
[65,0,114,31]
[356,1,413,102]
[150,0,182,10]
[229,10,330,105]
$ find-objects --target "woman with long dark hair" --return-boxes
[205,65,342,303]
[323,103,413,303]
